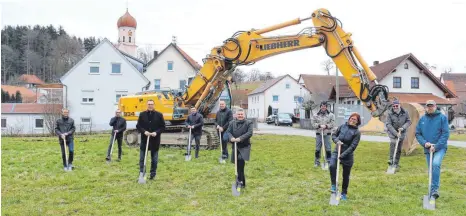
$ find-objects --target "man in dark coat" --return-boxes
[385,100,411,169]
[185,106,204,158]
[136,99,166,180]
[226,108,253,189]
[215,100,233,159]
[106,109,127,161]
[55,108,76,171]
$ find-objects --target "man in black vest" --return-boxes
[226,108,253,189]
[106,109,127,161]
[185,106,204,158]
[215,100,233,159]
[136,99,166,180]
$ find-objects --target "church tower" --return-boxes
[116,8,138,57]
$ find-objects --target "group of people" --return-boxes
[311,100,449,201]
[54,98,449,200]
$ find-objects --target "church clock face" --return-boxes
[128,31,133,36]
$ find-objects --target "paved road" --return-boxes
[255,123,466,148]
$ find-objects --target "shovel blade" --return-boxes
[185,154,191,161]
[138,172,146,184]
[321,162,328,170]
[386,166,396,174]
[329,192,340,205]
[423,195,435,210]
[232,182,241,196]
[219,157,226,164]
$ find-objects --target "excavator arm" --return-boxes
[178,8,390,118]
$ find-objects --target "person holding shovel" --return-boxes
[106,109,127,162]
[136,99,166,180]
[215,100,233,160]
[185,106,204,158]
[312,101,335,168]
[385,100,411,170]
[415,100,449,200]
[225,108,253,190]
[329,113,361,201]
[55,108,76,171]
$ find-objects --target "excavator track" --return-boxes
[123,125,221,150]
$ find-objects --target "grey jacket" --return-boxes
[55,117,76,142]
[313,110,335,135]
[385,107,412,139]
[215,107,233,130]
[185,112,204,136]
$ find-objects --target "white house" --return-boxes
[328,53,457,112]
[143,41,202,93]
[1,103,62,135]
[60,38,150,132]
[247,74,311,121]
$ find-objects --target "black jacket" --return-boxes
[55,117,76,143]
[332,122,361,163]
[215,107,233,130]
[109,116,127,138]
[136,110,166,152]
[185,112,204,135]
[226,119,254,162]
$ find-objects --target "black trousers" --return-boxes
[389,137,404,165]
[139,149,159,177]
[220,131,229,158]
[107,134,123,158]
[189,134,201,157]
[329,154,353,194]
[237,157,246,187]
[59,139,74,167]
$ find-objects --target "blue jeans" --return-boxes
[60,139,74,167]
[139,149,159,177]
[425,148,446,193]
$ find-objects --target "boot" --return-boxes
[314,158,320,167]
[195,149,199,158]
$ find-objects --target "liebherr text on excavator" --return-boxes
[118,8,391,148]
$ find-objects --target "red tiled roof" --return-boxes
[441,73,466,98]
[18,74,45,85]
[1,103,63,114]
[1,85,38,103]
[389,93,456,105]
[299,74,347,99]
[175,45,202,70]
[231,89,249,105]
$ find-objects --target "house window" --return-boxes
[90,66,99,73]
[404,63,409,69]
[286,83,290,89]
[411,77,419,89]
[1,119,6,128]
[273,95,279,102]
[393,77,401,88]
[129,37,132,43]
[81,90,95,104]
[35,119,44,128]
[81,118,91,124]
[111,63,121,73]
[154,79,161,90]
[294,96,299,102]
[123,36,125,42]
[188,77,194,85]
[179,80,187,91]
[167,61,174,71]
[115,90,128,103]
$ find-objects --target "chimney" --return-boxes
[373,61,379,66]
[153,51,158,58]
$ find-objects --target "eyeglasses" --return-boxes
[350,117,358,121]
[393,105,399,108]
[148,104,154,106]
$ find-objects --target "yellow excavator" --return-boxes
[119,8,393,149]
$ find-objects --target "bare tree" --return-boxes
[321,59,334,75]
[423,62,437,71]
[231,68,247,89]
[137,45,155,64]
[5,121,24,136]
[443,67,452,73]
[248,68,261,82]
[1,45,18,84]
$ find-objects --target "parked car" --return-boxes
[275,113,293,126]
[266,114,276,124]
[284,113,299,123]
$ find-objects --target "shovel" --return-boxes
[329,143,341,206]
[423,145,436,210]
[138,137,150,184]
[321,130,328,170]
[231,142,241,197]
[387,130,401,174]
[219,130,225,164]
[63,136,70,172]
[107,131,117,164]
[185,127,192,161]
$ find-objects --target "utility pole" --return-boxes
[335,66,340,126]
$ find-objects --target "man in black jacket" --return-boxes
[215,100,233,160]
[185,106,204,158]
[226,108,253,189]
[106,109,127,161]
[55,108,76,171]
[136,99,166,180]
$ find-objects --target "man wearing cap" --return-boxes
[312,101,335,167]
[415,100,450,200]
[385,100,411,169]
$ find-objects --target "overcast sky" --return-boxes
[1,0,465,79]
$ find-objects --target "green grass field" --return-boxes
[2,134,466,215]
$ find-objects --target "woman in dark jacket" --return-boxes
[329,113,361,201]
